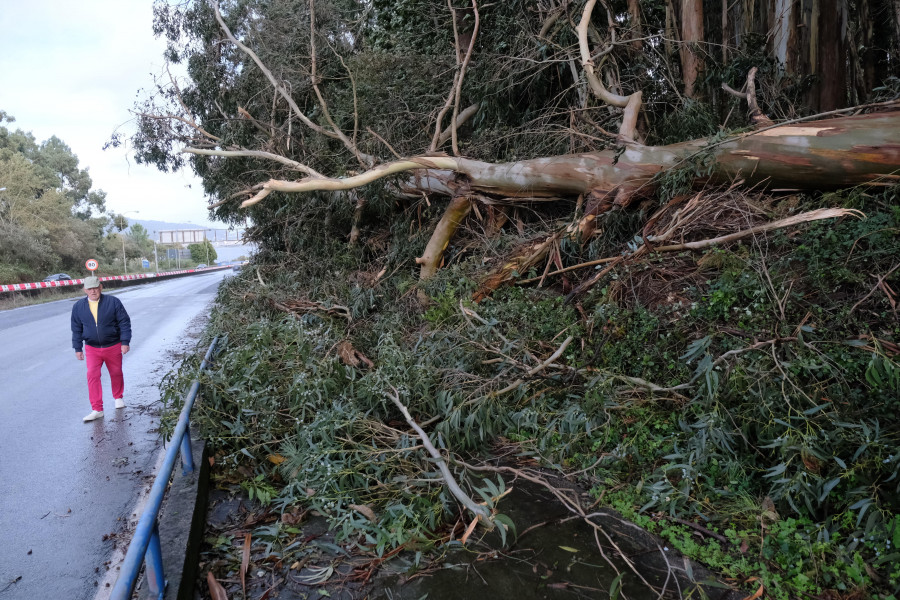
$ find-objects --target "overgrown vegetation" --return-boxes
[163,181,900,598]
[0,112,169,283]
[140,0,900,597]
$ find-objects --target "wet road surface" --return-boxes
[0,271,228,599]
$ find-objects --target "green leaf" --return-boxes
[609,573,625,600]
[493,513,517,541]
[818,477,841,502]
[763,463,787,478]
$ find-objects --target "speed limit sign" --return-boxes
[85,259,99,272]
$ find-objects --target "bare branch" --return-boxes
[439,103,481,148]
[430,1,480,153]
[386,389,492,525]
[208,185,264,209]
[210,0,373,166]
[849,262,900,316]
[241,156,462,206]
[366,127,402,159]
[182,147,324,178]
[137,112,221,145]
[490,336,573,397]
[450,1,480,156]
[723,67,773,127]
[721,82,747,100]
[308,0,369,166]
[576,0,643,141]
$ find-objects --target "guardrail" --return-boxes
[110,337,219,600]
[0,266,234,293]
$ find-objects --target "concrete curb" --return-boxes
[136,434,209,600]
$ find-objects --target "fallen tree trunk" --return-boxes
[225,109,900,288]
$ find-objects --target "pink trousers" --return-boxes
[84,343,124,411]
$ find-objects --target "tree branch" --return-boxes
[308,0,369,166]
[576,0,643,141]
[439,103,481,149]
[210,0,373,166]
[722,67,773,127]
[386,388,492,525]
[430,1,480,153]
[416,195,473,280]
[489,336,573,397]
[450,1,480,156]
[182,147,325,178]
[241,156,462,206]
[165,65,222,142]
[521,207,864,285]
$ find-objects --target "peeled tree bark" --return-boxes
[226,109,900,285]
[241,111,900,206]
[415,196,472,280]
[680,0,705,99]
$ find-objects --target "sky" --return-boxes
[0,1,218,228]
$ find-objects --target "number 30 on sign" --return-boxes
[85,259,99,272]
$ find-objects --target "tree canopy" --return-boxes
[0,112,114,282]
[134,0,900,290]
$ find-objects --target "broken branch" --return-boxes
[386,388,493,525]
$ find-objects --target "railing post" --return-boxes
[144,521,167,600]
[181,423,195,474]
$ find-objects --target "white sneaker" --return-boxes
[115,398,126,409]
[83,410,104,422]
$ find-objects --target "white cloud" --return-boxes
[0,0,216,226]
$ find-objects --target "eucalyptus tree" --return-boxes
[133,0,900,296]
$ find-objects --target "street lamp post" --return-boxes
[121,211,140,274]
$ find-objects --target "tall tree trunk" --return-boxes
[680,0,705,98]
[859,0,876,93]
[220,110,900,292]
[773,0,800,75]
[815,0,849,111]
[628,0,643,52]
[894,0,900,36]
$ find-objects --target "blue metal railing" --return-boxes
[110,337,219,600]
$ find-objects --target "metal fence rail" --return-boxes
[0,266,231,293]
[110,337,219,600]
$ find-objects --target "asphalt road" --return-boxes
[0,270,229,600]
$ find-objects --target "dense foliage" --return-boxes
[189,239,218,263]
[160,183,900,599]
[144,1,900,598]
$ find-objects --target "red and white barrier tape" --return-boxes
[0,267,230,293]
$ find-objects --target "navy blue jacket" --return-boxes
[71,294,132,352]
